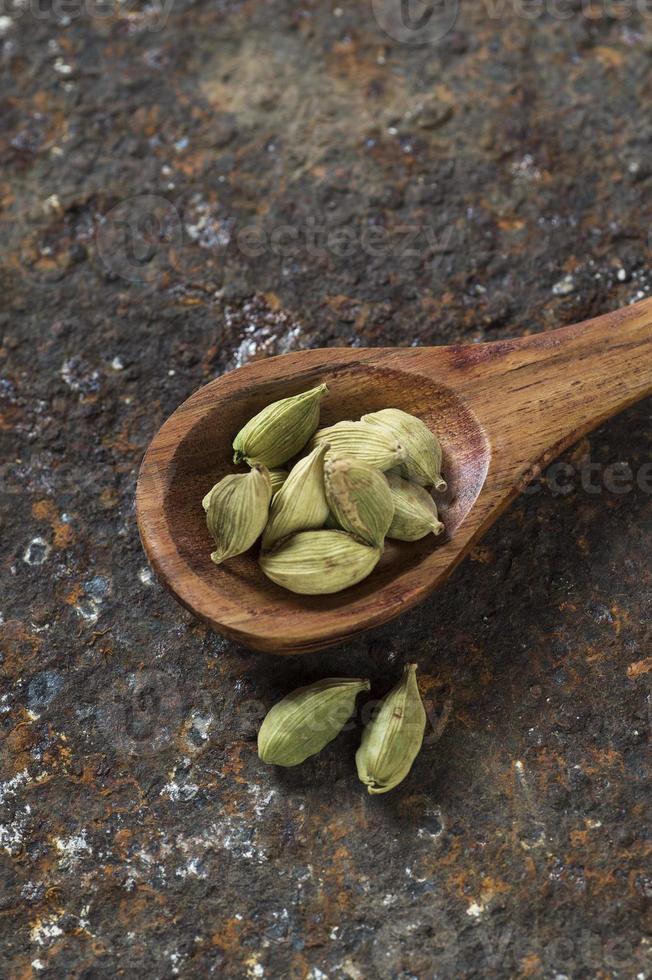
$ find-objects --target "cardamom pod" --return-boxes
[311,421,405,471]
[269,469,289,497]
[362,408,446,491]
[259,529,381,594]
[204,465,272,564]
[356,663,426,794]
[262,444,329,550]
[233,383,328,467]
[325,457,394,548]
[386,471,445,541]
[258,677,370,767]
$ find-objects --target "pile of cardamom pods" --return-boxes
[202,383,447,594]
[258,664,426,794]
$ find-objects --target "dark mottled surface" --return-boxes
[1,1,651,977]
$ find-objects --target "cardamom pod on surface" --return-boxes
[324,456,394,548]
[259,529,381,594]
[362,408,446,491]
[311,420,405,471]
[262,444,329,550]
[386,471,445,541]
[258,677,371,767]
[204,465,272,565]
[233,382,328,468]
[356,663,426,795]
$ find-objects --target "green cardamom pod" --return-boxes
[259,529,381,594]
[204,465,272,565]
[262,444,329,550]
[386,471,445,541]
[356,663,426,794]
[362,408,446,491]
[258,677,371,766]
[324,456,394,548]
[311,421,406,471]
[268,469,289,497]
[233,383,328,467]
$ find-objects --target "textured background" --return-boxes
[1,1,651,977]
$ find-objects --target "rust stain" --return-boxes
[519,953,542,976]
[65,584,84,606]
[210,916,245,952]
[497,217,526,232]
[113,829,133,861]
[102,425,141,456]
[221,742,247,782]
[469,544,494,564]
[627,657,652,678]
[593,46,624,68]
[0,620,44,677]
[32,499,74,548]
[99,487,119,509]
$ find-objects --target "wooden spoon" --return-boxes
[136,297,652,654]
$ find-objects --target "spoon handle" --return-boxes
[419,296,652,486]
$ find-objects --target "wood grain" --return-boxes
[136,297,652,654]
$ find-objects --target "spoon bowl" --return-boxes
[137,298,652,653]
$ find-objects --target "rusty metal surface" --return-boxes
[1,2,651,977]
